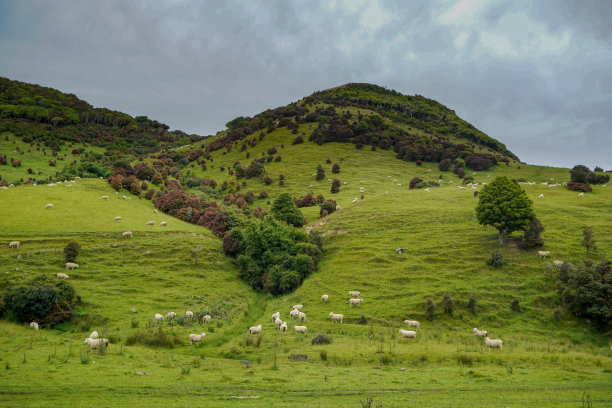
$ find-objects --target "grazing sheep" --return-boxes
[352,197,358,204]
[114,216,122,221]
[155,313,163,323]
[538,251,550,258]
[89,331,99,339]
[349,298,364,307]
[393,179,397,183]
[166,312,176,320]
[395,248,405,255]
[202,315,212,324]
[349,291,360,298]
[9,241,20,249]
[359,187,365,193]
[30,322,39,330]
[101,195,109,200]
[153,209,158,214]
[399,329,417,339]
[294,325,307,334]
[397,184,401,186]
[84,338,109,350]
[485,337,503,351]
[404,320,420,330]
[539,194,544,199]
[56,273,69,279]
[473,328,488,337]
[458,186,465,190]
[45,203,53,209]
[160,222,167,226]
[271,311,280,322]
[280,322,287,334]
[146,221,155,226]
[185,311,194,319]
[309,184,314,188]
[275,317,283,329]
[553,260,563,267]
[298,311,306,322]
[578,193,584,197]
[189,333,206,345]
[424,188,430,192]
[292,304,304,310]
[122,231,132,238]
[289,309,299,319]
[121,195,127,200]
[65,262,78,270]
[329,312,343,323]
[249,324,262,334]
[321,294,329,303]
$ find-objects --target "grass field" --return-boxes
[0,125,611,407]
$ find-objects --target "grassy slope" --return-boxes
[0,124,611,407]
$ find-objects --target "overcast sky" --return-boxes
[1,0,610,169]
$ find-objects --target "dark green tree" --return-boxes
[519,215,545,249]
[271,193,304,228]
[476,176,534,244]
[316,164,325,181]
[582,227,597,254]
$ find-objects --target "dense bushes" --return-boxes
[409,177,422,189]
[438,159,451,171]
[271,193,304,227]
[519,216,545,249]
[568,164,609,192]
[319,200,337,217]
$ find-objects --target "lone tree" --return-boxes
[271,192,304,227]
[476,176,534,244]
[582,226,597,254]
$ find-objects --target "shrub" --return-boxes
[567,181,592,192]
[487,250,503,267]
[319,350,328,361]
[442,292,454,316]
[145,189,155,200]
[465,154,496,171]
[267,147,277,155]
[279,174,285,187]
[439,159,451,172]
[510,298,521,312]
[271,193,304,227]
[519,216,545,249]
[570,165,590,183]
[582,227,597,254]
[38,300,72,327]
[425,298,435,320]
[64,241,81,263]
[292,136,304,145]
[467,297,477,314]
[259,190,268,199]
[409,177,422,189]
[331,163,340,173]
[416,160,422,166]
[330,178,341,194]
[311,334,332,345]
[125,327,181,348]
[263,176,273,185]
[316,164,325,181]
[319,200,337,217]
[3,285,58,323]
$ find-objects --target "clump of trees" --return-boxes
[568,165,610,192]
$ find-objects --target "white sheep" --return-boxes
[121,195,127,200]
[9,241,20,249]
[30,322,39,330]
[202,315,212,324]
[397,184,401,186]
[485,337,503,350]
[155,313,164,323]
[114,216,122,222]
[458,186,465,190]
[329,312,343,323]
[101,195,109,200]
[294,325,307,334]
[153,209,158,214]
[89,331,99,339]
[321,294,329,303]
[56,273,69,279]
[360,180,364,184]
[538,251,550,258]
[424,188,430,192]
[160,222,167,226]
[84,338,109,350]
[65,262,79,270]
[553,260,563,267]
[271,311,280,322]
[275,317,283,329]
[292,304,303,310]
[349,298,364,307]
[359,187,365,193]
[349,291,360,298]
[185,311,194,319]
[249,324,262,334]
[399,329,417,339]
[298,311,306,322]
[404,320,420,330]
[310,184,314,188]
[280,322,287,334]
[473,328,487,337]
[45,203,53,209]
[189,333,206,345]
[578,193,584,197]
[146,221,155,226]
[539,194,544,199]
[289,309,299,319]
[352,197,358,204]
[122,231,132,238]
[166,312,176,320]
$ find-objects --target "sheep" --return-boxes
[553,260,563,268]
[539,194,544,199]
[458,186,465,190]
[397,184,401,186]
[393,179,397,183]
[122,231,132,238]
[298,311,306,322]
[189,333,206,345]
[146,221,155,226]
[101,195,109,200]
[9,241,20,249]
[114,216,122,222]
[56,273,69,279]
[352,197,358,204]
[329,312,343,323]
[121,195,127,200]
[359,187,365,193]
[155,313,164,323]
[84,338,109,350]
[280,322,287,334]
[310,184,314,188]
[349,298,364,307]
[538,251,550,258]
[485,337,503,350]
[160,222,167,226]
[166,312,176,320]
[294,325,307,334]
[424,188,430,192]
[65,262,79,270]
[321,294,329,303]
[275,317,283,329]
[395,248,405,255]
[404,320,420,330]
[328,178,332,182]
[399,329,417,339]
[30,322,39,330]
[473,328,488,337]
[360,180,364,184]
[578,193,584,197]
[89,331,99,339]
[289,309,299,319]
[153,209,158,214]
[202,315,212,324]
[185,311,194,319]
[271,311,280,322]
[292,304,304,310]
[249,324,262,334]
[45,203,53,209]
[349,291,360,298]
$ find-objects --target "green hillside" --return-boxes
[0,80,611,407]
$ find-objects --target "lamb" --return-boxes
[321,294,329,303]
[65,262,78,270]
[121,195,127,200]
[298,311,306,322]
[189,333,206,345]
[424,188,430,192]
[155,313,164,323]
[45,203,53,209]
[539,194,544,199]
[553,260,563,267]
[538,251,550,258]
[271,311,280,322]
[146,221,155,226]
[114,216,122,221]
[404,320,420,330]
[349,298,364,307]
[84,338,109,350]
[352,197,358,204]
[294,325,307,334]
[153,209,158,214]
[329,312,343,323]
[349,291,360,298]
[122,231,132,238]
[578,193,584,197]
[485,337,503,350]
[185,311,194,319]
[101,195,109,200]
[202,315,212,324]
[399,329,417,339]
[275,317,283,329]
[9,241,20,249]
[166,312,176,320]
[310,184,314,188]
[280,322,287,334]
[160,222,167,226]
[473,328,488,337]
[249,324,262,334]
[56,273,69,279]
[89,331,99,339]
[292,304,304,310]
[30,322,39,330]
[289,309,299,319]
[458,186,465,190]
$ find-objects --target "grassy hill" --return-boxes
[0,81,611,407]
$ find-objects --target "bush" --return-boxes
[425,298,435,320]
[263,176,273,185]
[271,193,304,227]
[570,165,590,183]
[510,298,521,312]
[487,250,503,267]
[258,190,268,199]
[409,177,423,189]
[3,285,57,323]
[311,334,332,345]
[319,350,327,361]
[331,163,340,173]
[519,215,545,249]
[442,292,454,316]
[125,327,181,348]
[319,200,337,217]
[467,297,477,314]
[39,300,72,327]
[567,181,592,192]
[63,241,81,263]
[439,159,451,172]
[330,178,340,194]
[292,136,304,145]
[316,164,325,181]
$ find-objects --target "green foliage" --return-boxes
[63,241,81,263]
[316,164,325,181]
[510,298,521,312]
[312,334,332,345]
[271,192,304,227]
[519,216,545,250]
[125,327,181,348]
[425,297,436,320]
[467,297,477,314]
[3,285,57,323]
[476,176,534,243]
[487,250,503,267]
[582,227,597,254]
[570,165,590,183]
[442,292,454,316]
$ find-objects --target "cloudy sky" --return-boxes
[1,0,610,169]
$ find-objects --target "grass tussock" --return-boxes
[125,327,181,348]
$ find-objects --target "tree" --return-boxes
[476,176,534,244]
[316,164,325,181]
[271,193,304,227]
[330,179,340,193]
[519,215,545,249]
[582,227,597,254]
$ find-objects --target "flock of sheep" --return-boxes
[151,310,213,345]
